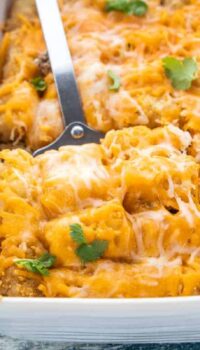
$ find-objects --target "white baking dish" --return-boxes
[1,0,200,344]
[0,296,200,343]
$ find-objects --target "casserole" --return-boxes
[1,0,200,342]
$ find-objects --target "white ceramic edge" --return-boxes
[2,294,200,305]
[1,296,200,343]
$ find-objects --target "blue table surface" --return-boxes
[0,338,199,350]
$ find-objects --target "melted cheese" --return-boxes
[0,122,200,297]
[0,0,200,151]
[0,0,200,298]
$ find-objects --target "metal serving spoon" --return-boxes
[33,0,104,157]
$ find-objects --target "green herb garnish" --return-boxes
[105,0,148,16]
[15,253,56,276]
[162,57,198,91]
[107,70,121,91]
[70,224,109,263]
[30,76,48,93]
[70,224,87,245]
[76,240,109,263]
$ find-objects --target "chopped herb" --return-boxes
[15,253,56,276]
[162,57,198,91]
[105,0,148,16]
[70,223,109,263]
[70,223,87,245]
[107,70,121,91]
[30,76,48,93]
[76,240,109,263]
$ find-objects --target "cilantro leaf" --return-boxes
[70,224,109,263]
[30,76,48,92]
[105,0,148,16]
[38,253,56,267]
[15,253,56,276]
[70,223,87,245]
[107,70,121,91]
[162,57,198,91]
[76,240,109,263]
[128,0,148,16]
[106,0,130,12]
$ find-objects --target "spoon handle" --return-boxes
[35,0,85,126]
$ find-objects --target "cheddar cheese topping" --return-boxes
[0,124,200,297]
[0,0,200,298]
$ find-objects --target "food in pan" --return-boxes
[1,0,200,297]
[1,124,200,297]
[0,0,200,152]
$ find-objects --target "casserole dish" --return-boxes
[1,297,200,343]
[1,0,200,343]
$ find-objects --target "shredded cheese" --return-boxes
[0,0,200,298]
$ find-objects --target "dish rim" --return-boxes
[2,295,200,303]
